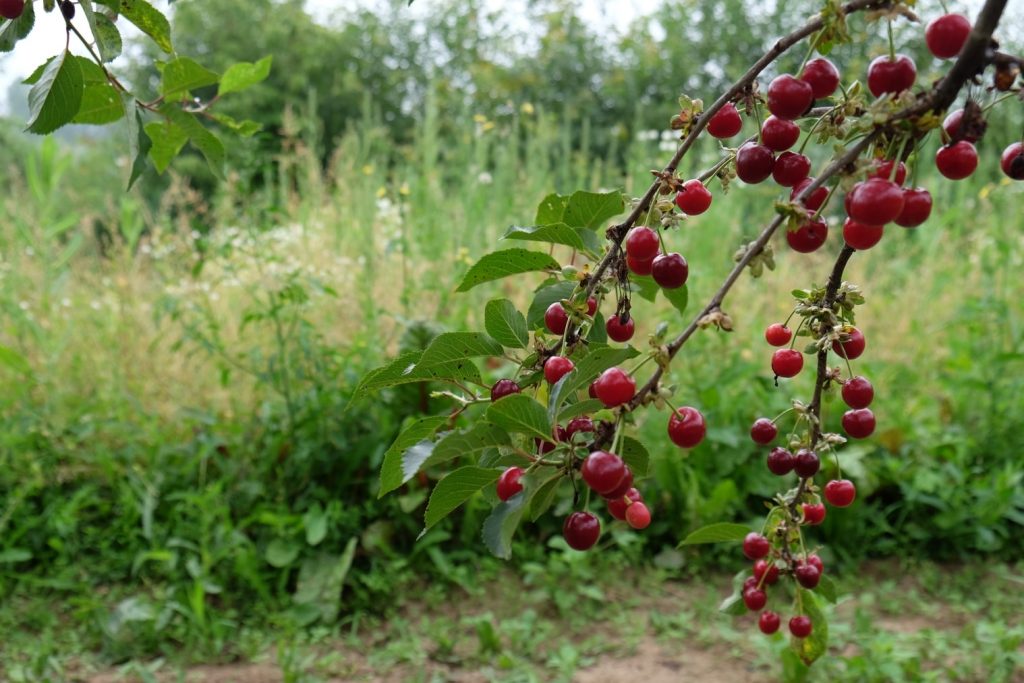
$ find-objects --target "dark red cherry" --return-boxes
[675,179,713,215]
[651,252,689,289]
[824,479,856,507]
[759,611,781,635]
[791,177,829,212]
[789,615,813,638]
[602,466,634,500]
[761,116,800,152]
[625,226,660,261]
[942,109,979,143]
[802,503,826,525]
[706,102,743,138]
[1001,142,1024,180]
[627,254,654,276]
[743,588,768,611]
[842,408,876,439]
[773,152,811,187]
[607,487,642,521]
[895,188,932,228]
[795,563,821,589]
[786,218,828,253]
[581,450,627,495]
[753,559,779,585]
[667,406,706,448]
[750,418,778,444]
[800,57,840,98]
[490,379,521,402]
[867,54,917,97]
[771,349,804,377]
[869,159,907,186]
[544,356,575,384]
[793,449,820,478]
[842,376,874,408]
[736,143,775,184]
[926,14,972,59]
[563,512,601,550]
[843,217,884,251]
[849,178,905,225]
[593,367,636,407]
[566,416,596,439]
[742,532,771,560]
[767,74,814,120]
[832,326,866,360]
[766,447,795,476]
[544,303,569,335]
[935,141,978,179]
[606,315,635,342]
[496,467,524,501]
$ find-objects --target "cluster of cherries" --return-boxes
[740,531,825,638]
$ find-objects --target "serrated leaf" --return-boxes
[503,223,600,252]
[560,345,640,398]
[125,98,150,189]
[0,1,34,53]
[558,398,602,421]
[416,332,503,371]
[378,415,447,497]
[679,522,751,546]
[219,55,273,96]
[162,105,225,178]
[424,467,502,529]
[663,284,688,315]
[353,350,482,397]
[72,83,123,124]
[791,589,829,665]
[79,1,121,62]
[528,474,562,522]
[484,299,528,349]
[620,436,650,477]
[455,249,560,293]
[160,56,219,99]
[420,422,511,471]
[485,394,551,442]
[815,573,839,604]
[588,312,607,343]
[144,119,187,173]
[526,281,577,329]
[535,192,569,224]
[26,51,83,135]
[119,0,173,53]
[629,274,660,302]
[562,190,624,229]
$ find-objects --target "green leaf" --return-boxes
[424,467,501,529]
[0,344,32,375]
[484,299,528,349]
[560,345,640,398]
[421,422,511,471]
[815,572,839,604]
[485,394,551,442]
[162,105,226,178]
[558,398,603,422]
[679,522,751,546]
[79,1,121,62]
[620,436,650,477]
[0,548,32,563]
[455,249,560,293]
[629,274,660,303]
[292,542,356,623]
[663,284,688,315]
[503,223,600,252]
[218,55,273,96]
[528,474,562,522]
[562,190,624,229]
[26,51,83,135]
[265,538,300,568]
[546,371,576,426]
[72,83,123,124]
[481,480,539,559]
[378,415,447,497]
[125,99,150,189]
[354,350,483,397]
[119,0,173,53]
[210,112,262,136]
[588,312,608,343]
[0,0,34,53]
[160,57,219,99]
[144,119,188,174]
[718,591,749,616]
[526,281,577,329]
[791,589,829,665]
[535,192,569,224]
[416,332,503,371]
[303,504,328,546]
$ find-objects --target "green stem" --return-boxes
[887,18,896,61]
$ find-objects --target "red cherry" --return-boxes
[761,116,800,152]
[625,501,651,529]
[767,74,814,120]
[742,532,771,560]
[625,226,660,261]
[736,143,775,184]
[675,179,713,215]
[806,554,825,575]
[926,14,972,59]
[771,349,804,378]
[824,479,857,507]
[581,450,627,495]
[535,426,566,454]
[789,615,813,638]
[588,382,598,399]
[802,503,827,525]
[753,559,780,585]
[603,466,634,500]
[606,315,635,342]
[750,418,778,444]
[593,367,636,407]
[842,376,874,409]
[759,611,781,635]
[773,152,811,187]
[743,576,759,592]
[496,467,524,501]
[800,57,840,98]
[1001,142,1024,180]
[942,109,979,143]
[832,326,865,360]
[786,219,828,253]
[563,512,601,550]
[791,177,829,212]
[586,297,598,316]
[936,141,978,180]
[867,54,917,97]
[652,252,689,289]
[667,406,706,448]
[0,0,24,20]
[895,188,932,228]
[545,303,569,335]
[843,217,884,251]
[794,563,821,589]
[870,159,907,186]
[767,447,795,476]
[849,178,905,225]
[544,356,575,384]
[566,416,595,439]
[793,449,820,478]
[743,588,768,611]
[706,102,743,138]
[842,408,876,439]
[764,323,793,347]
[490,379,521,402]
[627,254,654,276]
[607,487,642,520]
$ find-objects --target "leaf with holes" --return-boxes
[118,0,173,53]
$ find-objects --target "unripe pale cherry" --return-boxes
[667,406,706,448]
[607,487,642,521]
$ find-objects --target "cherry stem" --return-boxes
[810,183,838,220]
[887,18,896,62]
[771,407,796,424]
[752,99,765,144]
